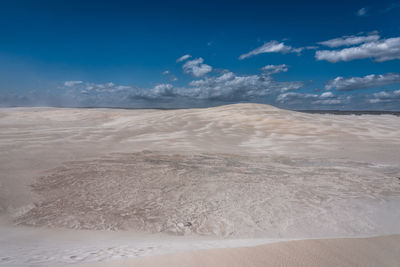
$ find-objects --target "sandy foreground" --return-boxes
[80,235,400,267]
[0,103,400,266]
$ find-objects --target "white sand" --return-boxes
[0,104,400,266]
[79,235,400,267]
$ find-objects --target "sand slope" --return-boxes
[12,151,400,238]
[80,235,400,267]
[2,104,400,213]
[1,104,400,266]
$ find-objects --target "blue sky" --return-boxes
[1,0,400,109]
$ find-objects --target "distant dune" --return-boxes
[1,104,400,266]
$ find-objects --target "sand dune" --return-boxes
[1,104,400,266]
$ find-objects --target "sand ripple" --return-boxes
[15,151,400,237]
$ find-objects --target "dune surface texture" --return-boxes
[80,235,400,267]
[0,104,400,266]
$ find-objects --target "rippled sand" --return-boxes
[13,152,400,238]
[1,104,399,266]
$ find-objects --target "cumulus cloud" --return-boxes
[276,92,319,103]
[151,83,175,97]
[184,70,303,101]
[62,81,178,104]
[356,7,368,16]
[239,41,315,60]
[182,58,213,77]
[369,89,400,103]
[72,82,134,95]
[316,37,400,62]
[51,65,304,107]
[277,91,348,105]
[176,54,191,62]
[325,73,400,91]
[318,33,380,48]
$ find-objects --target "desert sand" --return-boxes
[0,104,400,266]
[80,235,400,267]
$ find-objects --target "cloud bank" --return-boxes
[318,33,380,48]
[186,69,303,101]
[316,36,400,62]
[276,91,348,106]
[369,90,400,103]
[10,64,301,108]
[325,73,400,91]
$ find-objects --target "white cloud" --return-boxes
[320,92,334,98]
[185,70,303,100]
[115,85,131,90]
[325,73,400,91]
[239,41,292,60]
[261,64,288,75]
[77,82,131,94]
[182,58,213,77]
[182,68,302,99]
[313,99,343,105]
[318,33,380,48]
[239,41,315,60]
[64,81,83,87]
[276,92,318,103]
[152,83,175,97]
[316,37,400,62]
[369,89,400,103]
[277,91,348,105]
[58,64,303,106]
[162,70,170,75]
[356,7,368,16]
[176,54,191,62]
